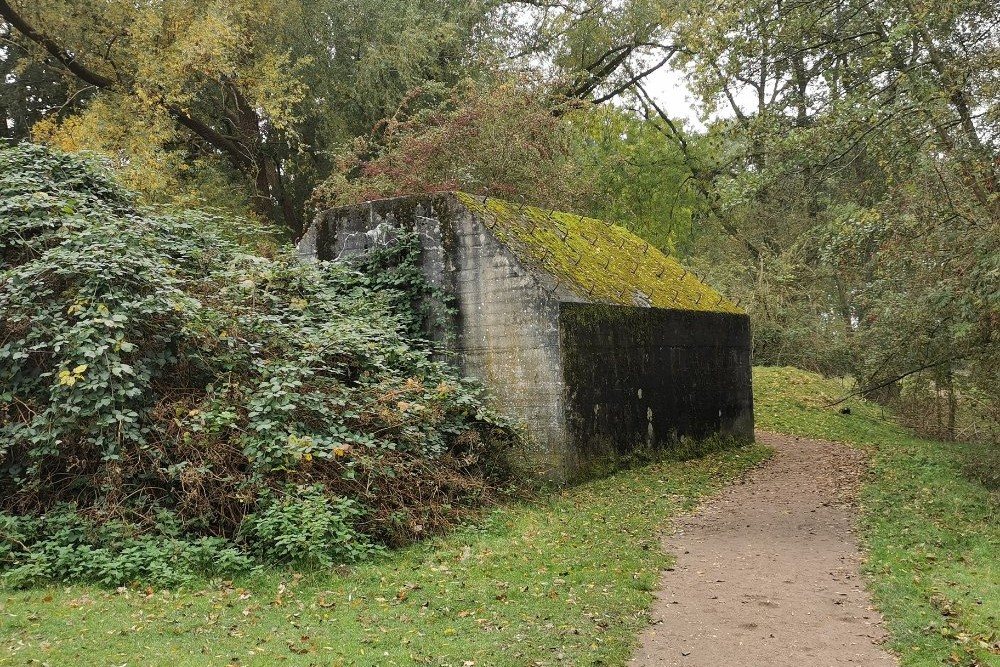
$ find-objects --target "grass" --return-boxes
[754,366,999,667]
[0,444,769,666]
[5,366,996,666]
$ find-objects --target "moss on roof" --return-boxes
[454,192,742,315]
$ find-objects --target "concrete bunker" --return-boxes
[298,192,754,478]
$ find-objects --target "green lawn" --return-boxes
[4,367,996,666]
[754,366,999,667]
[1,445,768,666]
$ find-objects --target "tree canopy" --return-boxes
[1,0,675,232]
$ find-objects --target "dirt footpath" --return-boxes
[631,431,897,666]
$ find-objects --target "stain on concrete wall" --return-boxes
[559,303,754,464]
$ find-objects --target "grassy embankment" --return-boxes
[3,367,996,666]
[1,444,767,665]
[754,367,998,667]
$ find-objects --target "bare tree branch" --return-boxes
[822,354,966,408]
[591,51,676,104]
[0,0,115,88]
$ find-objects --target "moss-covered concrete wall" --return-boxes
[299,194,574,477]
[299,192,755,479]
[559,303,754,463]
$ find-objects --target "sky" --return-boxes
[638,60,759,130]
[643,66,707,128]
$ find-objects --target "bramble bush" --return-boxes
[240,485,381,567]
[0,144,517,587]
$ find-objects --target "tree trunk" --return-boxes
[833,275,854,338]
[250,156,301,235]
[946,372,957,442]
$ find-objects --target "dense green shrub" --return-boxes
[0,144,516,587]
[0,508,254,588]
[240,485,381,567]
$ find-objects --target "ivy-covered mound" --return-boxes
[0,144,515,587]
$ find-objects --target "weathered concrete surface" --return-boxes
[443,204,574,475]
[299,193,755,478]
[631,432,896,667]
[301,195,576,476]
[560,303,754,460]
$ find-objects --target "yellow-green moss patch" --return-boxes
[455,192,742,314]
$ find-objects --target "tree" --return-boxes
[494,0,680,103]
[0,0,493,231]
[312,78,589,211]
[0,25,85,142]
[1,0,677,232]
[652,0,998,423]
[312,78,708,259]
[570,106,703,253]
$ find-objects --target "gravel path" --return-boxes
[630,431,897,666]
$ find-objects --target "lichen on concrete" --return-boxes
[455,192,742,314]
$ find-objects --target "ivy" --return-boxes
[0,144,516,587]
[344,228,457,343]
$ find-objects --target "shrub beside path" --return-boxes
[631,431,897,666]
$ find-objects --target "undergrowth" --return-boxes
[0,440,769,666]
[0,144,518,587]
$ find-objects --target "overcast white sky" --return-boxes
[637,63,758,130]
[642,66,706,128]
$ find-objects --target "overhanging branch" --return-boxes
[821,354,966,408]
[0,1,252,172]
[0,0,115,89]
